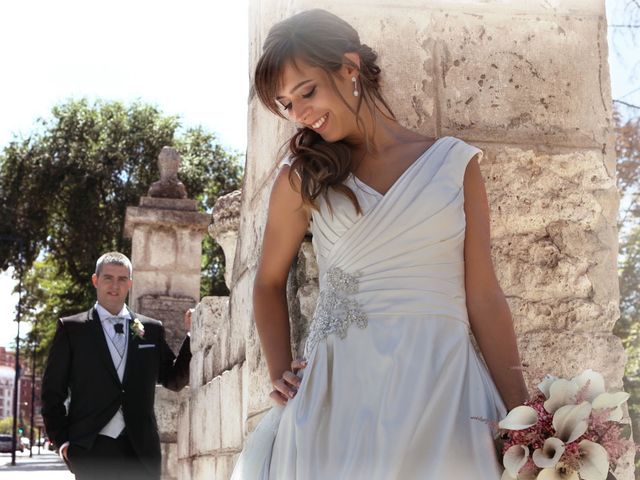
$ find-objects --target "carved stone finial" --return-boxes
[148,146,188,199]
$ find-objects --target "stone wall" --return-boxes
[179,0,633,478]
[124,151,210,479]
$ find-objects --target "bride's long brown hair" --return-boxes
[253,9,395,214]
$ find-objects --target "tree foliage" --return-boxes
[0,99,243,367]
[613,109,640,471]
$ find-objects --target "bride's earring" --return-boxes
[352,76,359,97]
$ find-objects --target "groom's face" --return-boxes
[92,263,133,315]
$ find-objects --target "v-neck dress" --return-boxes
[231,136,506,479]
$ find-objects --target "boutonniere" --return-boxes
[130,318,145,339]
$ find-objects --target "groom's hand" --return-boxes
[59,442,70,462]
[184,308,194,331]
[270,358,307,405]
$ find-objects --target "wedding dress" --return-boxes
[231,136,506,479]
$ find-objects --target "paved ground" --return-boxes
[0,450,73,479]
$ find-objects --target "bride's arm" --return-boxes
[253,165,310,405]
[462,155,529,411]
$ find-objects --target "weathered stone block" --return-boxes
[480,146,616,237]
[177,397,190,460]
[176,229,205,268]
[220,365,243,450]
[234,178,272,278]
[493,233,593,301]
[168,272,202,300]
[242,99,295,218]
[216,455,234,480]
[131,270,171,302]
[190,378,221,455]
[124,205,209,237]
[192,456,217,479]
[148,228,178,268]
[507,297,620,335]
[518,331,626,390]
[161,442,178,480]
[295,0,604,15]
[432,12,609,145]
[131,226,150,268]
[154,387,185,443]
[296,283,318,324]
[178,460,191,480]
[228,272,254,366]
[203,346,216,384]
[140,294,194,351]
[194,296,229,352]
[297,241,319,282]
[190,351,204,390]
[210,190,242,290]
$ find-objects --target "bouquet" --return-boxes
[498,369,634,480]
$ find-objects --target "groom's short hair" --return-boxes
[95,252,133,279]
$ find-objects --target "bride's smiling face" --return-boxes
[275,59,361,143]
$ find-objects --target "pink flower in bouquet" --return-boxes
[496,370,634,480]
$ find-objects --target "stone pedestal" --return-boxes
[125,194,209,479]
[125,196,209,348]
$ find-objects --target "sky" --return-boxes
[0,0,638,348]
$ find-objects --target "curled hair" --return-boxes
[254,9,395,214]
[95,251,132,278]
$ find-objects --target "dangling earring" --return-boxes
[352,76,359,97]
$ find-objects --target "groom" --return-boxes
[41,252,191,479]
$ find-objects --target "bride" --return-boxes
[232,8,528,479]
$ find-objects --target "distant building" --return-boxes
[0,366,14,418]
[0,347,42,430]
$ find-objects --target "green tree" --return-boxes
[0,417,14,435]
[614,110,640,472]
[0,99,243,366]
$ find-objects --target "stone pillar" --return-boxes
[124,146,209,480]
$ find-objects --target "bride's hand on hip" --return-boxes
[270,358,307,405]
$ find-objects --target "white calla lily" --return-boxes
[552,401,592,443]
[536,463,579,480]
[578,440,609,480]
[544,379,578,414]
[499,406,538,430]
[571,369,606,402]
[501,468,517,480]
[538,374,558,399]
[532,437,565,469]
[503,444,529,477]
[591,391,630,422]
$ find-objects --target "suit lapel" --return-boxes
[122,308,139,386]
[88,308,122,386]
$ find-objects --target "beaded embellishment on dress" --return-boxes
[304,266,368,357]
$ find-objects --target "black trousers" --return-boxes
[67,433,157,480]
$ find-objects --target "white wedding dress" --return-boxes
[231,136,507,479]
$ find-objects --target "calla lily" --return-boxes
[578,440,609,480]
[503,444,530,477]
[571,369,605,403]
[501,470,517,480]
[499,406,538,430]
[591,391,630,422]
[552,401,592,443]
[532,437,565,469]
[544,379,578,414]
[536,463,579,480]
[538,374,558,399]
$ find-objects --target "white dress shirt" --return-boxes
[95,303,130,438]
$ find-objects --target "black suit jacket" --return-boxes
[41,307,191,476]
